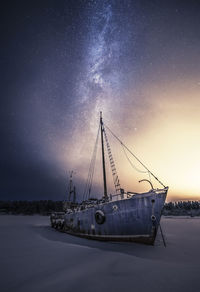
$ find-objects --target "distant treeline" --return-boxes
[163,201,200,216]
[0,200,63,215]
[0,200,200,216]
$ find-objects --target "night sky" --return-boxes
[1,0,200,201]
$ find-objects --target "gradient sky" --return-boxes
[1,0,200,201]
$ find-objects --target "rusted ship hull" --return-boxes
[50,187,168,245]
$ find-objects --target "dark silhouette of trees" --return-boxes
[163,201,200,216]
[0,200,199,216]
[0,200,63,215]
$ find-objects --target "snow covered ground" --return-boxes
[0,215,200,292]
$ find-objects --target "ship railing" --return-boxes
[154,186,169,194]
[111,192,133,200]
[126,186,168,196]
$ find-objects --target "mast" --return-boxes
[100,112,108,199]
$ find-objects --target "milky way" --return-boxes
[76,1,135,124]
[1,0,200,200]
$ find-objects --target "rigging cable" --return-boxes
[104,123,166,188]
[103,125,121,193]
[82,123,100,201]
[121,144,148,174]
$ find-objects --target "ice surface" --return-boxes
[0,215,200,292]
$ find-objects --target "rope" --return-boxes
[104,126,121,193]
[104,123,166,188]
[82,124,100,201]
[121,144,148,174]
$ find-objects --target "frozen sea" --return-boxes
[0,215,200,292]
